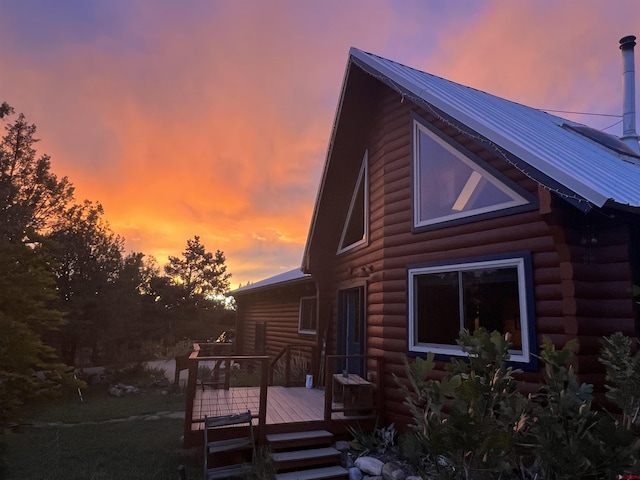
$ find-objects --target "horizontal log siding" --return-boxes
[235,282,317,360]
[360,93,568,423]
[320,87,636,427]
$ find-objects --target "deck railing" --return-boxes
[183,347,269,446]
[183,344,384,446]
[268,344,317,387]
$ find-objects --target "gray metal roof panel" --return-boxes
[230,268,311,295]
[350,48,640,209]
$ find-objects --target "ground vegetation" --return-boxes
[397,329,640,479]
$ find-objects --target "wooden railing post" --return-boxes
[284,346,291,387]
[223,357,231,390]
[324,355,334,423]
[183,349,199,447]
[258,356,269,443]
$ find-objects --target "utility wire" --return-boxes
[541,108,621,118]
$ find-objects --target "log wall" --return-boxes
[317,86,638,427]
[234,280,317,360]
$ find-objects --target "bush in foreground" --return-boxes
[399,329,640,479]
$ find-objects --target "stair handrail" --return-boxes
[268,344,316,387]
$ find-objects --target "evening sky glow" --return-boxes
[1,0,639,288]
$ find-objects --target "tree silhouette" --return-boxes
[164,235,231,308]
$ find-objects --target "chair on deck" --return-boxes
[203,410,255,480]
[200,358,233,391]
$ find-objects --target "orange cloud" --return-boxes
[1,1,638,288]
[428,0,640,130]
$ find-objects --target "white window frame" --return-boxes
[337,151,369,254]
[298,296,317,335]
[412,120,528,229]
[407,256,532,365]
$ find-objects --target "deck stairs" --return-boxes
[267,429,348,480]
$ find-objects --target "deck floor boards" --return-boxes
[192,386,333,430]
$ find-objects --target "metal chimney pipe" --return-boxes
[619,35,640,152]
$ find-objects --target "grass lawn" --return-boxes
[25,387,187,424]
[3,387,203,480]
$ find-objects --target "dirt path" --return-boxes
[28,410,186,428]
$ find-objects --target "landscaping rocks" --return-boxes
[340,447,419,480]
[382,462,406,480]
[335,440,351,452]
[349,467,363,480]
[108,383,140,397]
[355,456,385,476]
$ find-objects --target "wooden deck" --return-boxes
[192,386,345,430]
[182,352,384,446]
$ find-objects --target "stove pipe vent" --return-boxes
[619,35,640,153]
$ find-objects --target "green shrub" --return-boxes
[526,338,639,479]
[400,329,528,479]
[347,420,396,456]
[400,330,640,479]
[599,332,640,428]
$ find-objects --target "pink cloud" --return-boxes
[1,0,639,287]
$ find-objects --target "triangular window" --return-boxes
[413,120,529,229]
[338,152,368,254]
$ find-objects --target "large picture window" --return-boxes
[412,119,530,230]
[407,254,535,366]
[298,296,317,335]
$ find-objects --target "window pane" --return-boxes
[461,267,522,349]
[299,298,317,333]
[415,271,460,344]
[339,154,367,253]
[415,126,526,227]
[342,179,365,246]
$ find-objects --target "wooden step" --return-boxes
[205,463,251,480]
[272,447,341,471]
[275,465,349,480]
[266,430,334,450]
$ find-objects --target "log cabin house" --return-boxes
[192,40,640,462]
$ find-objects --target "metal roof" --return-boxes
[230,268,311,296]
[350,47,640,210]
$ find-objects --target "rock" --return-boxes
[349,466,363,480]
[335,440,351,452]
[405,477,422,480]
[355,456,385,476]
[109,386,123,397]
[382,463,406,480]
[363,476,383,480]
[108,383,140,396]
[341,451,355,468]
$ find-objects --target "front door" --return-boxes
[337,286,365,376]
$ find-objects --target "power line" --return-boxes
[541,108,621,118]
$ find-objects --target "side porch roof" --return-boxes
[230,269,311,296]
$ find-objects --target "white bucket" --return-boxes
[305,374,313,388]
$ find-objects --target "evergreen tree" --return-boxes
[0,105,80,427]
[48,200,124,365]
[164,235,231,308]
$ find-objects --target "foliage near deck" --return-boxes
[399,329,640,480]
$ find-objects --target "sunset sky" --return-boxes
[1,0,639,289]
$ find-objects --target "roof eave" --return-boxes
[302,52,358,272]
